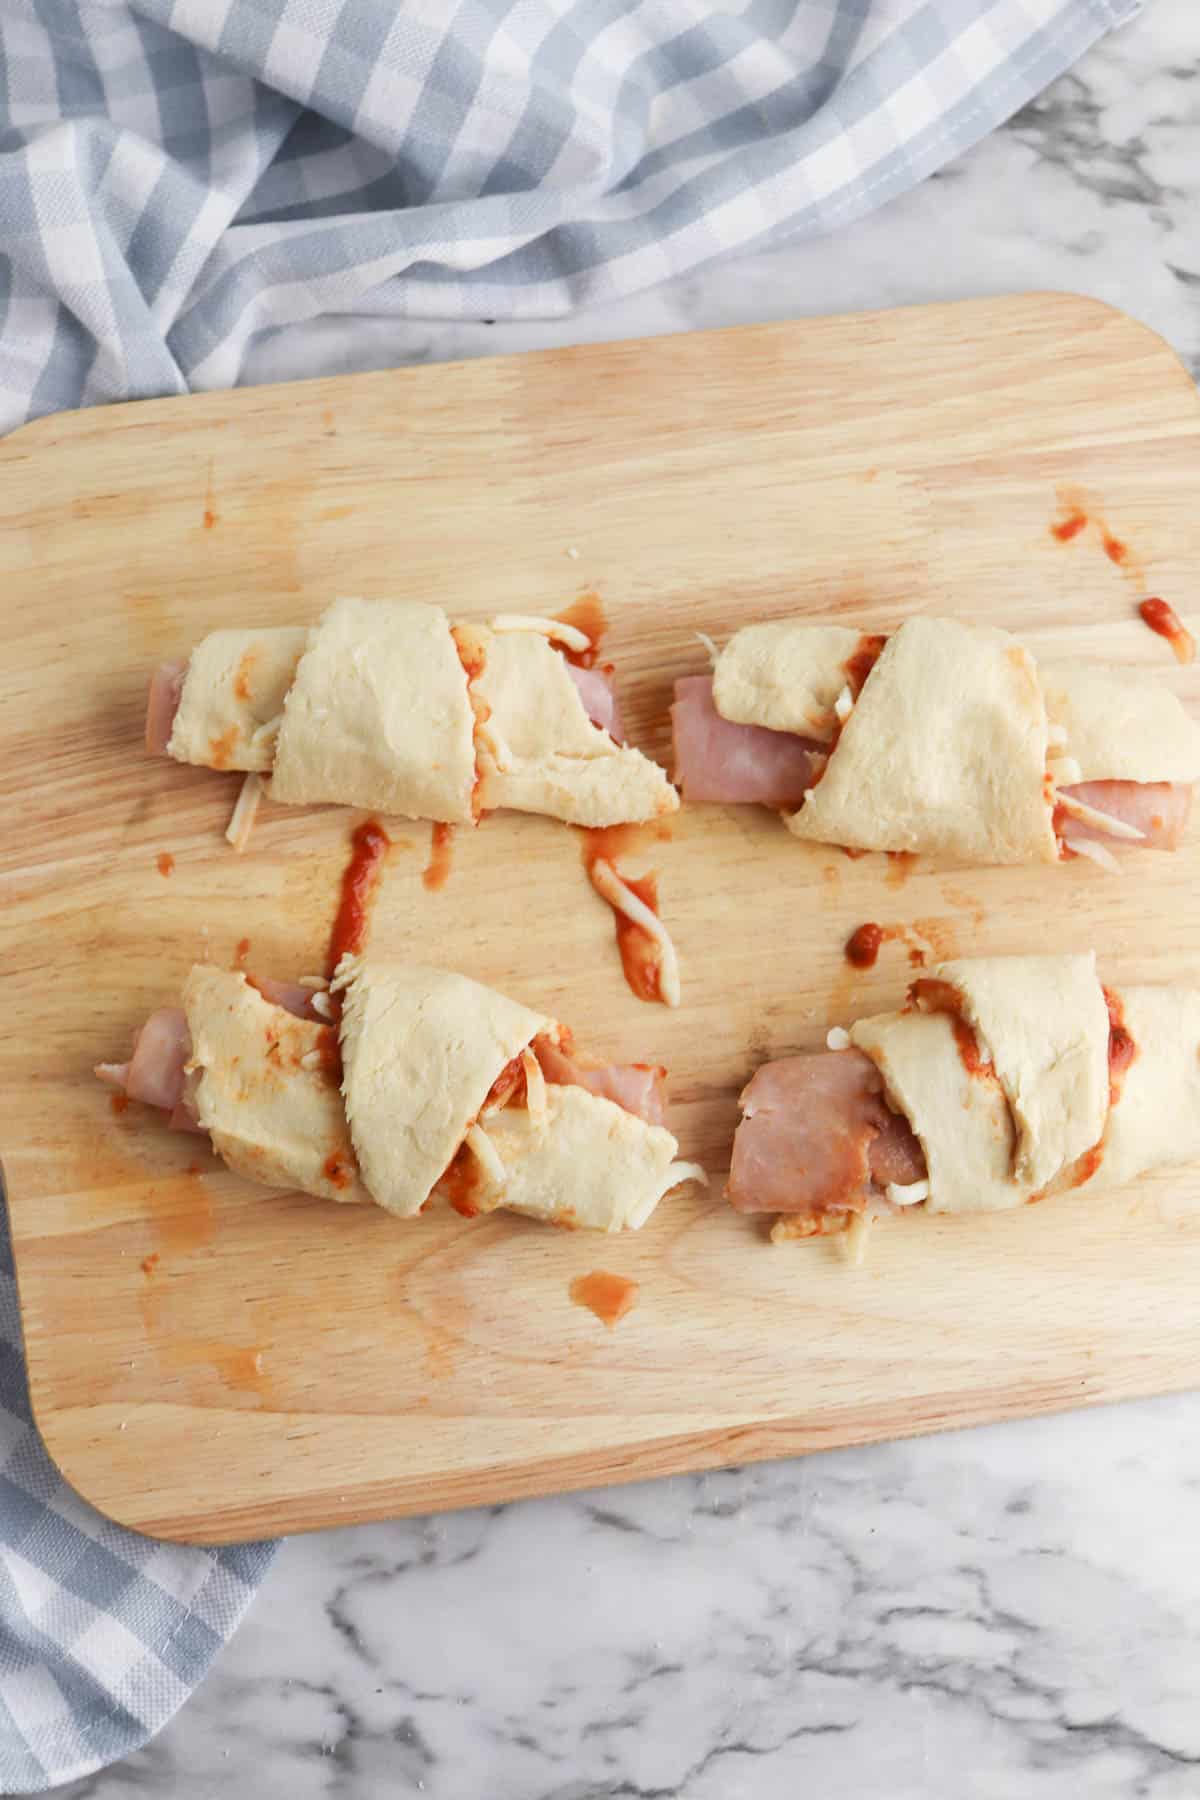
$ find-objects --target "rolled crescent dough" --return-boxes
[1095,986,1200,1191]
[929,954,1109,1192]
[168,628,307,772]
[478,1082,684,1232]
[473,626,678,826]
[786,618,1057,864]
[712,621,861,743]
[849,1007,1024,1214]
[1041,664,1200,784]
[270,598,477,821]
[337,957,550,1218]
[183,966,368,1204]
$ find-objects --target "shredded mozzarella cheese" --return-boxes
[309,990,334,1021]
[833,684,854,724]
[465,1123,507,1193]
[886,1179,929,1207]
[1046,753,1083,787]
[298,975,330,991]
[589,858,681,1007]
[1056,792,1145,841]
[225,772,263,853]
[521,1048,547,1134]
[248,714,283,759]
[844,1211,874,1266]
[695,631,720,669]
[826,1026,852,1051]
[490,613,592,654]
[1064,834,1121,874]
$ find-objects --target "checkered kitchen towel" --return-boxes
[0,0,1136,1788]
[2,0,1139,439]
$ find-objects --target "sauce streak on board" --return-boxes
[1102,531,1127,566]
[555,592,608,668]
[423,821,456,891]
[1051,507,1087,543]
[1139,598,1195,665]
[156,852,175,878]
[581,824,673,1005]
[327,819,392,980]
[570,1271,639,1329]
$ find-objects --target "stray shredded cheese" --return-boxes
[329,954,361,994]
[695,631,720,669]
[844,1211,874,1266]
[589,857,681,1007]
[886,1179,930,1207]
[309,990,334,1021]
[465,1123,507,1193]
[826,1026,852,1051]
[225,772,263,853]
[566,546,580,560]
[490,613,592,654]
[1047,754,1083,788]
[298,974,330,991]
[521,1048,547,1134]
[833,684,854,724]
[1065,835,1121,874]
[1056,792,1145,841]
[248,714,283,758]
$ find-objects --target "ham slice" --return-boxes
[145,660,187,755]
[671,676,825,809]
[1057,781,1191,853]
[567,663,624,743]
[536,1038,667,1128]
[728,1049,926,1217]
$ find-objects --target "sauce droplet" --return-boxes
[422,821,456,892]
[1051,507,1088,543]
[845,922,884,969]
[570,1271,639,1329]
[1139,597,1195,664]
[156,851,175,878]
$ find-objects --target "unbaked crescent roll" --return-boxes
[98,960,704,1233]
[728,953,1200,1250]
[672,615,1200,867]
[148,598,676,830]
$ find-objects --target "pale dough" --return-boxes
[183,966,368,1204]
[337,958,550,1218]
[931,954,1109,1192]
[712,621,862,742]
[168,628,307,772]
[786,617,1057,864]
[270,598,476,821]
[1095,986,1200,1191]
[478,1081,683,1231]
[1041,664,1200,784]
[850,1007,1026,1213]
[472,625,677,826]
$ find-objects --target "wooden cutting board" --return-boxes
[3,294,1200,1544]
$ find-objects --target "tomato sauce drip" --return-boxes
[1103,531,1127,566]
[845,922,884,969]
[1103,986,1137,1109]
[323,1151,355,1191]
[325,820,392,1014]
[438,1141,484,1218]
[235,936,251,967]
[483,1055,528,1114]
[910,977,994,1078]
[580,824,673,1006]
[314,1025,342,1084]
[423,821,456,891]
[569,1271,639,1329]
[1051,508,1087,543]
[843,633,886,698]
[1139,598,1195,665]
[157,851,175,878]
[554,592,608,668]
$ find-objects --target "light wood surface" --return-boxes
[3,295,1200,1544]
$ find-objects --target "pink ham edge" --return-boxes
[536,1038,666,1128]
[670,675,825,809]
[728,1049,926,1218]
[566,662,625,744]
[1057,780,1191,853]
[145,659,187,755]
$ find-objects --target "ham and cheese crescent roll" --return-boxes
[673,616,1200,868]
[149,599,676,831]
[728,953,1200,1251]
[98,960,703,1233]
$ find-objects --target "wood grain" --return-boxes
[3,295,1200,1543]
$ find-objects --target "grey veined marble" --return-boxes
[66,5,1200,1796]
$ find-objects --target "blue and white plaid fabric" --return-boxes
[0,0,1137,1789]
[0,0,1137,438]
[0,1192,275,1794]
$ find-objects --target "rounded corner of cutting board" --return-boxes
[1010,289,1200,398]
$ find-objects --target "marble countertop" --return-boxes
[62,7,1200,1796]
